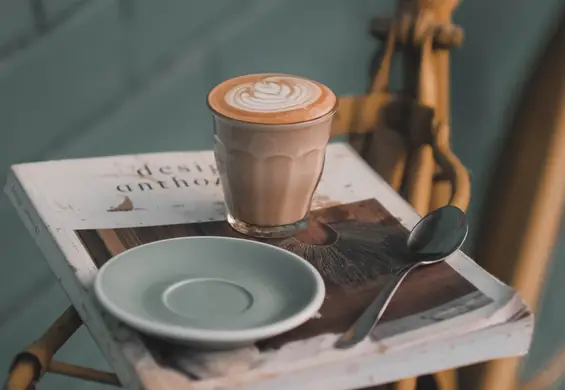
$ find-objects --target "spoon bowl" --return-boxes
[407,205,468,262]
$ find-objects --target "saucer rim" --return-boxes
[94,236,326,343]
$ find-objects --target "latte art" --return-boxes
[208,73,336,124]
[225,76,322,113]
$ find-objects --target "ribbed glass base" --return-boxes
[226,213,308,239]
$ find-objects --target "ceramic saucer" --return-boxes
[94,236,325,349]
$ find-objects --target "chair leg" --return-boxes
[5,306,82,390]
[48,361,119,386]
[4,306,120,389]
[434,370,458,390]
[394,377,417,390]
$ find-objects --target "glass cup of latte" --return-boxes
[207,73,337,238]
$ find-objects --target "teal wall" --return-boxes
[0,0,564,388]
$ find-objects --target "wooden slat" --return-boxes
[394,377,417,390]
[430,179,452,212]
[405,144,435,215]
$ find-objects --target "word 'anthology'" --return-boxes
[115,163,221,193]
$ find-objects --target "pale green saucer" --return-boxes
[94,236,325,349]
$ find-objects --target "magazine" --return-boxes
[4,142,533,390]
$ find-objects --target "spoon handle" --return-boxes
[334,263,420,349]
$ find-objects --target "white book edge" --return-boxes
[125,308,533,390]
[4,172,145,389]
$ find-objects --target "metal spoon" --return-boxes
[334,205,468,349]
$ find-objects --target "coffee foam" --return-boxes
[224,76,322,113]
[208,73,337,125]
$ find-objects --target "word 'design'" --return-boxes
[115,163,221,193]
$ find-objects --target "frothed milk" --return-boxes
[208,73,337,238]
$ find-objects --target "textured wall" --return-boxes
[0,0,563,388]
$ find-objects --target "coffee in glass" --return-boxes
[207,73,337,238]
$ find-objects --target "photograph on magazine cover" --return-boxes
[77,198,493,353]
